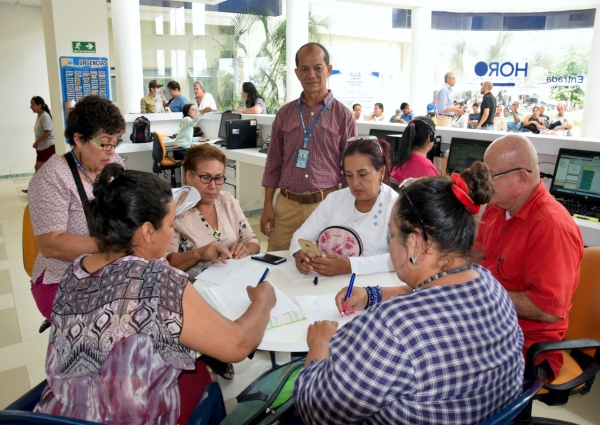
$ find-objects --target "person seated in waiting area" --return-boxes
[494,105,508,131]
[390,116,439,184]
[34,164,276,424]
[468,103,480,128]
[391,102,414,123]
[164,80,188,112]
[506,101,523,132]
[539,104,550,128]
[389,108,402,123]
[452,102,469,128]
[28,95,126,322]
[294,164,524,424]
[172,104,202,160]
[545,102,573,136]
[236,81,268,114]
[366,102,385,122]
[290,137,397,276]
[426,102,437,125]
[522,106,545,134]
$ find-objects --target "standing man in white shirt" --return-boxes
[435,72,465,127]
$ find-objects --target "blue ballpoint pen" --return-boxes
[258,267,270,285]
[341,273,356,317]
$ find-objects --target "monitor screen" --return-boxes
[550,148,600,204]
[368,129,403,159]
[218,112,242,139]
[445,137,492,175]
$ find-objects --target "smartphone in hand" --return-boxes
[298,238,321,258]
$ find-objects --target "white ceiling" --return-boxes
[2,0,598,13]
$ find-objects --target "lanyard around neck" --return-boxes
[71,150,94,184]
[298,95,334,149]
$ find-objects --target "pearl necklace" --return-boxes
[413,263,473,291]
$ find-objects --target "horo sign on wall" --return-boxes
[72,41,96,54]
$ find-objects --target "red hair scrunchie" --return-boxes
[451,173,480,214]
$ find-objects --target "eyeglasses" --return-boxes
[400,184,428,242]
[91,137,123,151]
[492,168,532,179]
[190,170,226,185]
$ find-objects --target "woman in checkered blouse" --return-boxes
[294,162,525,425]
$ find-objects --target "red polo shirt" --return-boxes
[475,181,583,376]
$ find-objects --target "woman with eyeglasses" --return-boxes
[290,136,398,277]
[165,144,260,380]
[390,116,439,185]
[294,163,524,424]
[34,164,276,424]
[28,95,126,322]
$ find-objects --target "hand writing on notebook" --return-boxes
[246,281,277,308]
[334,286,367,316]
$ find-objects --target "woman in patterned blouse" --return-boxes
[35,164,276,425]
[294,163,525,425]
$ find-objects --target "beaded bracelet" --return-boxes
[365,285,382,308]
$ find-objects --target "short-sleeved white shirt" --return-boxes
[35,112,54,151]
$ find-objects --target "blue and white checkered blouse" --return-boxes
[294,265,524,425]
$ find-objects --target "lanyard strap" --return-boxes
[70,150,94,184]
[298,95,334,149]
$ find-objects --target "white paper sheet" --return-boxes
[296,293,365,327]
[278,261,328,283]
[195,257,269,285]
[200,282,305,329]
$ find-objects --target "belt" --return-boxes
[281,186,339,205]
[439,114,454,117]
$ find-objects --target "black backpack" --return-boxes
[130,116,152,143]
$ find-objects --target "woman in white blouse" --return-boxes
[290,136,398,276]
[192,80,217,115]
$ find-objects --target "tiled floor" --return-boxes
[0,176,598,424]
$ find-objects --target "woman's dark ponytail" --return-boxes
[32,96,52,120]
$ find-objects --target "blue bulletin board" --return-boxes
[59,56,110,121]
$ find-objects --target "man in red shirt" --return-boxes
[261,43,357,251]
[476,134,583,381]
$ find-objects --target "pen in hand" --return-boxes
[217,251,221,260]
[258,267,270,285]
[341,273,356,317]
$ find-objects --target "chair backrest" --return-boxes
[186,382,227,425]
[22,204,38,278]
[151,132,165,164]
[565,246,600,343]
[480,380,544,425]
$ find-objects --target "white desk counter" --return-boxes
[194,251,406,352]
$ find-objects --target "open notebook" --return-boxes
[197,282,305,330]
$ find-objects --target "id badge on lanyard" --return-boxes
[296,96,334,169]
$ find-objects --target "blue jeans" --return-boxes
[480,124,494,131]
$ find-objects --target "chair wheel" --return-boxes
[39,319,51,333]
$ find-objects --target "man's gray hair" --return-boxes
[444,72,455,83]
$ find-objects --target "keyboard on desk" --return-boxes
[558,199,600,219]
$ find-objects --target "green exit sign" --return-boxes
[72,41,96,53]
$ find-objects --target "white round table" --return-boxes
[193,251,406,352]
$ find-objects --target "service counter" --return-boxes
[116,112,600,246]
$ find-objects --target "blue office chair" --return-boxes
[481,380,544,425]
[0,380,227,425]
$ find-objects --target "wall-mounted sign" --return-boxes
[72,41,96,53]
[329,70,382,111]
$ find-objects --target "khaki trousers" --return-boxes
[437,115,453,127]
[267,193,321,252]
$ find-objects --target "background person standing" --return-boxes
[476,81,497,130]
[260,42,357,251]
[30,96,55,173]
[435,72,465,127]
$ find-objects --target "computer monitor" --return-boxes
[445,137,492,175]
[549,148,600,206]
[226,119,258,150]
[218,112,242,139]
[368,129,403,158]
